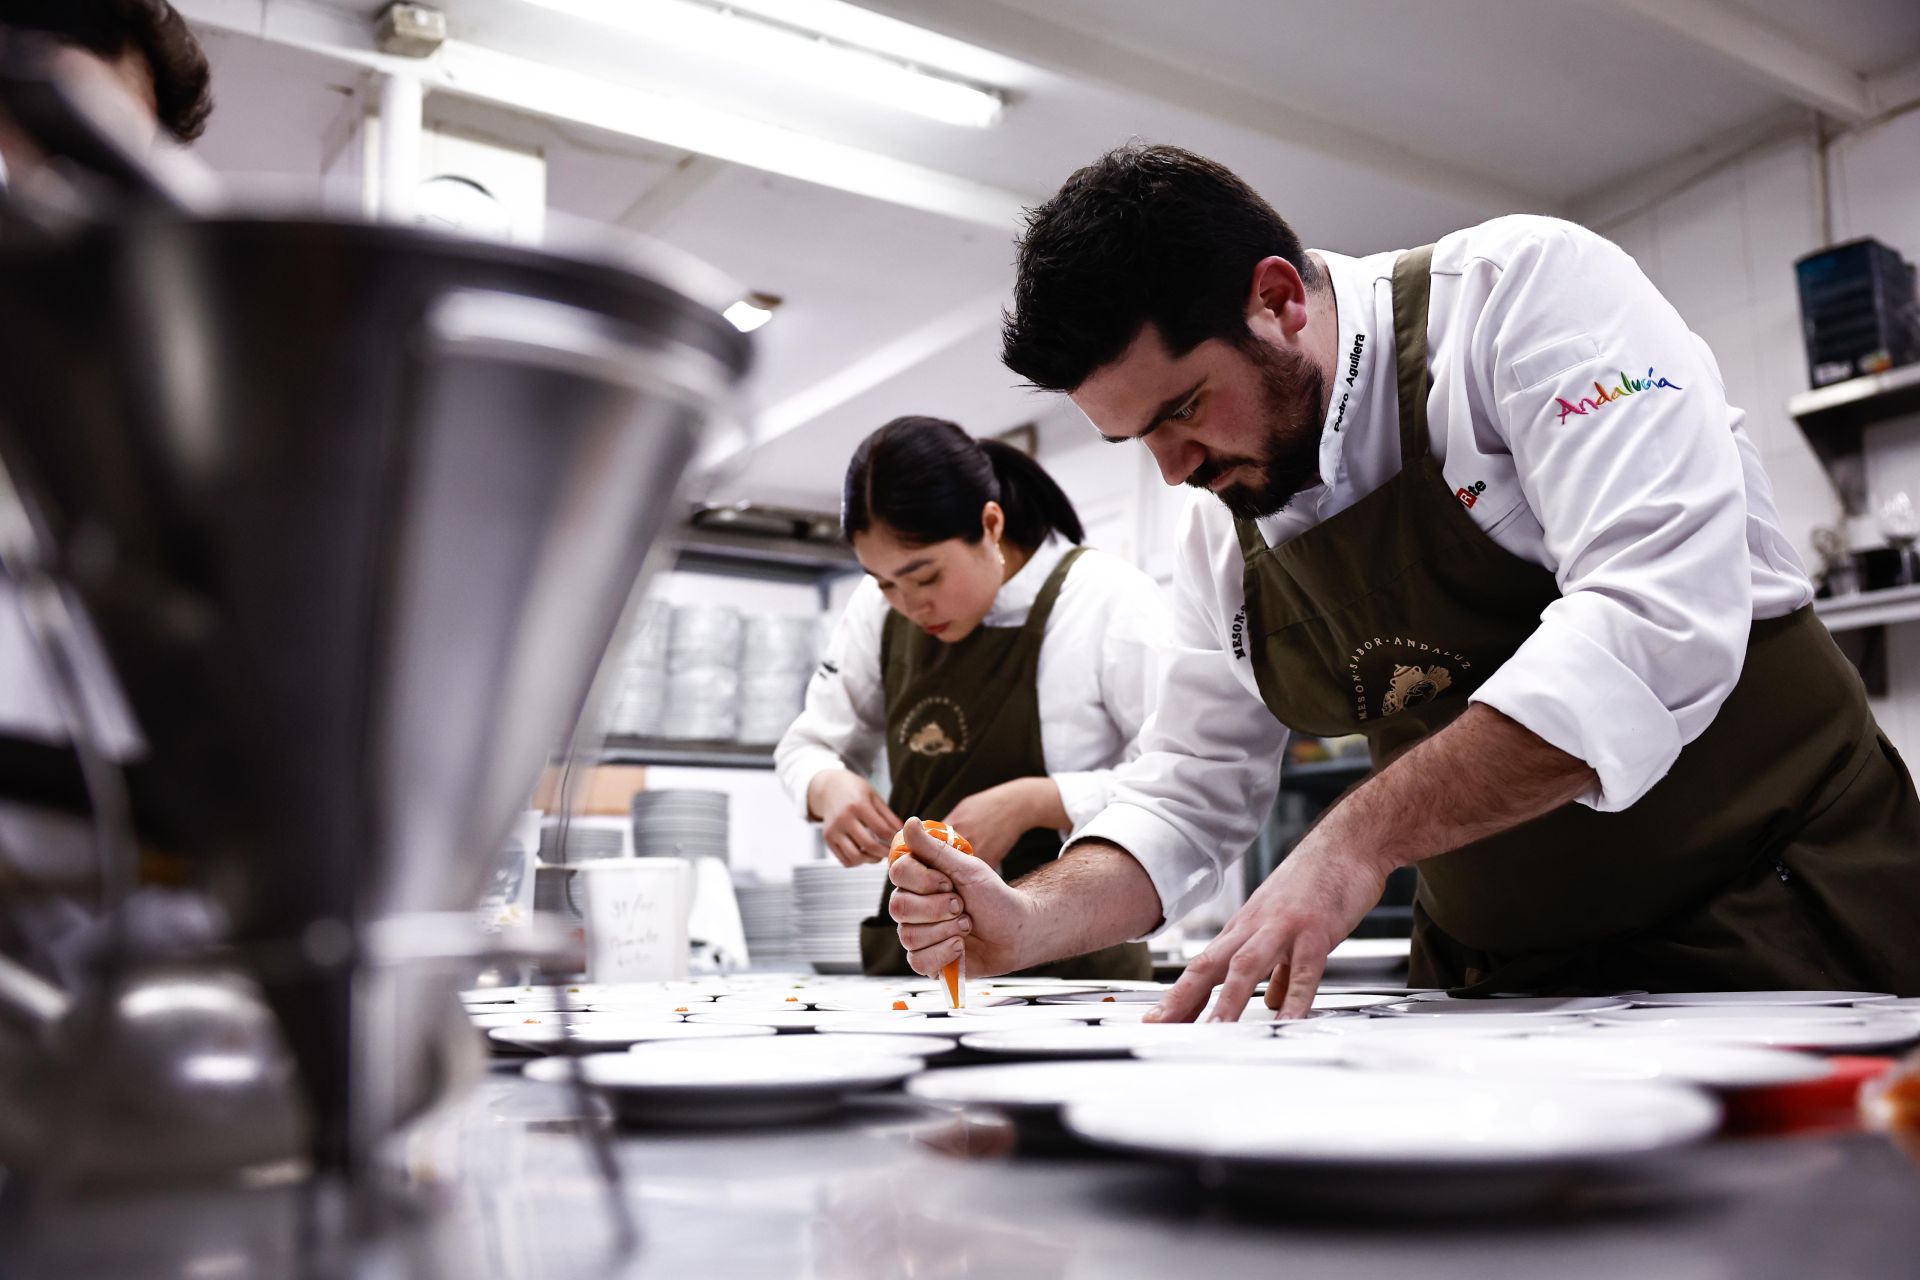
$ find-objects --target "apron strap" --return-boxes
[1021,544,1087,642]
[1390,244,1436,471]
[1232,513,1268,558]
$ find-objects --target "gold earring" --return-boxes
[995,542,1006,567]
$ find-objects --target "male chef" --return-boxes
[0,1,213,981]
[886,142,1920,1021]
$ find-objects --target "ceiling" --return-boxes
[178,0,1920,509]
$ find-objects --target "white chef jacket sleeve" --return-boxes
[1463,218,1752,811]
[773,578,890,818]
[1050,559,1174,829]
[1069,499,1289,928]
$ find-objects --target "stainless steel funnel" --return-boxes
[0,120,750,1181]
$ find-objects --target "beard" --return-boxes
[1186,340,1326,520]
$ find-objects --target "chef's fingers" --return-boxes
[887,852,951,895]
[1275,939,1327,1020]
[897,914,970,953]
[1146,940,1230,1023]
[854,803,896,856]
[901,819,987,887]
[889,887,964,925]
[869,792,903,834]
[906,935,966,979]
[828,834,861,867]
[1206,932,1273,1023]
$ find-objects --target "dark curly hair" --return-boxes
[2,0,213,141]
[1002,143,1322,393]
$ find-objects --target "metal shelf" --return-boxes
[1788,362,1920,435]
[1814,584,1920,632]
[593,736,777,769]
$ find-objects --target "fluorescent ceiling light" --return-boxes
[522,0,1007,127]
[724,293,780,333]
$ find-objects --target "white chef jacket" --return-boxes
[1076,214,1816,925]
[775,534,1172,829]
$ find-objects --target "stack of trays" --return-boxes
[794,862,886,974]
[736,614,820,745]
[631,789,730,862]
[735,876,799,967]
[661,605,743,741]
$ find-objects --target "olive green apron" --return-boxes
[1232,244,1920,995]
[857,546,1153,981]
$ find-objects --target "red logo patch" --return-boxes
[1456,480,1486,509]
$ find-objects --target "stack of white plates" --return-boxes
[736,615,819,745]
[736,877,799,966]
[631,789,729,861]
[533,862,580,923]
[794,862,885,973]
[537,814,633,864]
[601,599,672,737]
[662,605,743,739]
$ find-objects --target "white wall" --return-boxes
[1582,105,1920,752]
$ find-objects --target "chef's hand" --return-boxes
[942,777,1058,871]
[808,768,901,867]
[888,817,1036,978]
[1147,829,1394,1023]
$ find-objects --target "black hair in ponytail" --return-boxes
[842,416,1085,550]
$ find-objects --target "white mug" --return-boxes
[574,858,693,982]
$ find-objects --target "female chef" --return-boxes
[775,416,1171,978]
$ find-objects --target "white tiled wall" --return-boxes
[1587,107,1920,751]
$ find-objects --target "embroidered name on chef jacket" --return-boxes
[1554,367,1683,424]
[1329,332,1366,434]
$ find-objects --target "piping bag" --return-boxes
[889,820,973,1009]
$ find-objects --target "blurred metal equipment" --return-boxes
[0,35,748,1263]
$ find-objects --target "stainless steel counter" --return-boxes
[12,1060,1919,1279]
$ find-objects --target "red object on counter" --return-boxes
[1721,1056,1897,1136]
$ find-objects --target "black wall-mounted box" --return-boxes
[1795,238,1919,388]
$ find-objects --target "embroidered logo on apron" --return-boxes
[1346,636,1473,721]
[897,695,969,756]
[1383,663,1452,715]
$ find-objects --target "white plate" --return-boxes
[1594,1004,1869,1025]
[1061,1067,1718,1214]
[524,1048,918,1125]
[943,1005,1110,1024]
[1281,1012,1587,1039]
[1627,990,1896,1008]
[904,1060,1238,1115]
[492,1021,773,1051]
[1037,990,1168,1005]
[469,1008,688,1030]
[629,1032,956,1060]
[811,1015,957,1037]
[687,1008,885,1033]
[958,1023,1273,1059]
[970,983,1104,999]
[1376,996,1627,1017]
[806,991,1021,1013]
[1369,1035,1831,1090]
[712,993,822,1010]
[1870,997,1920,1011]
[1311,992,1404,1011]
[1585,1012,1920,1052]
[1131,1037,1359,1066]
[1094,1005,1348,1026]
